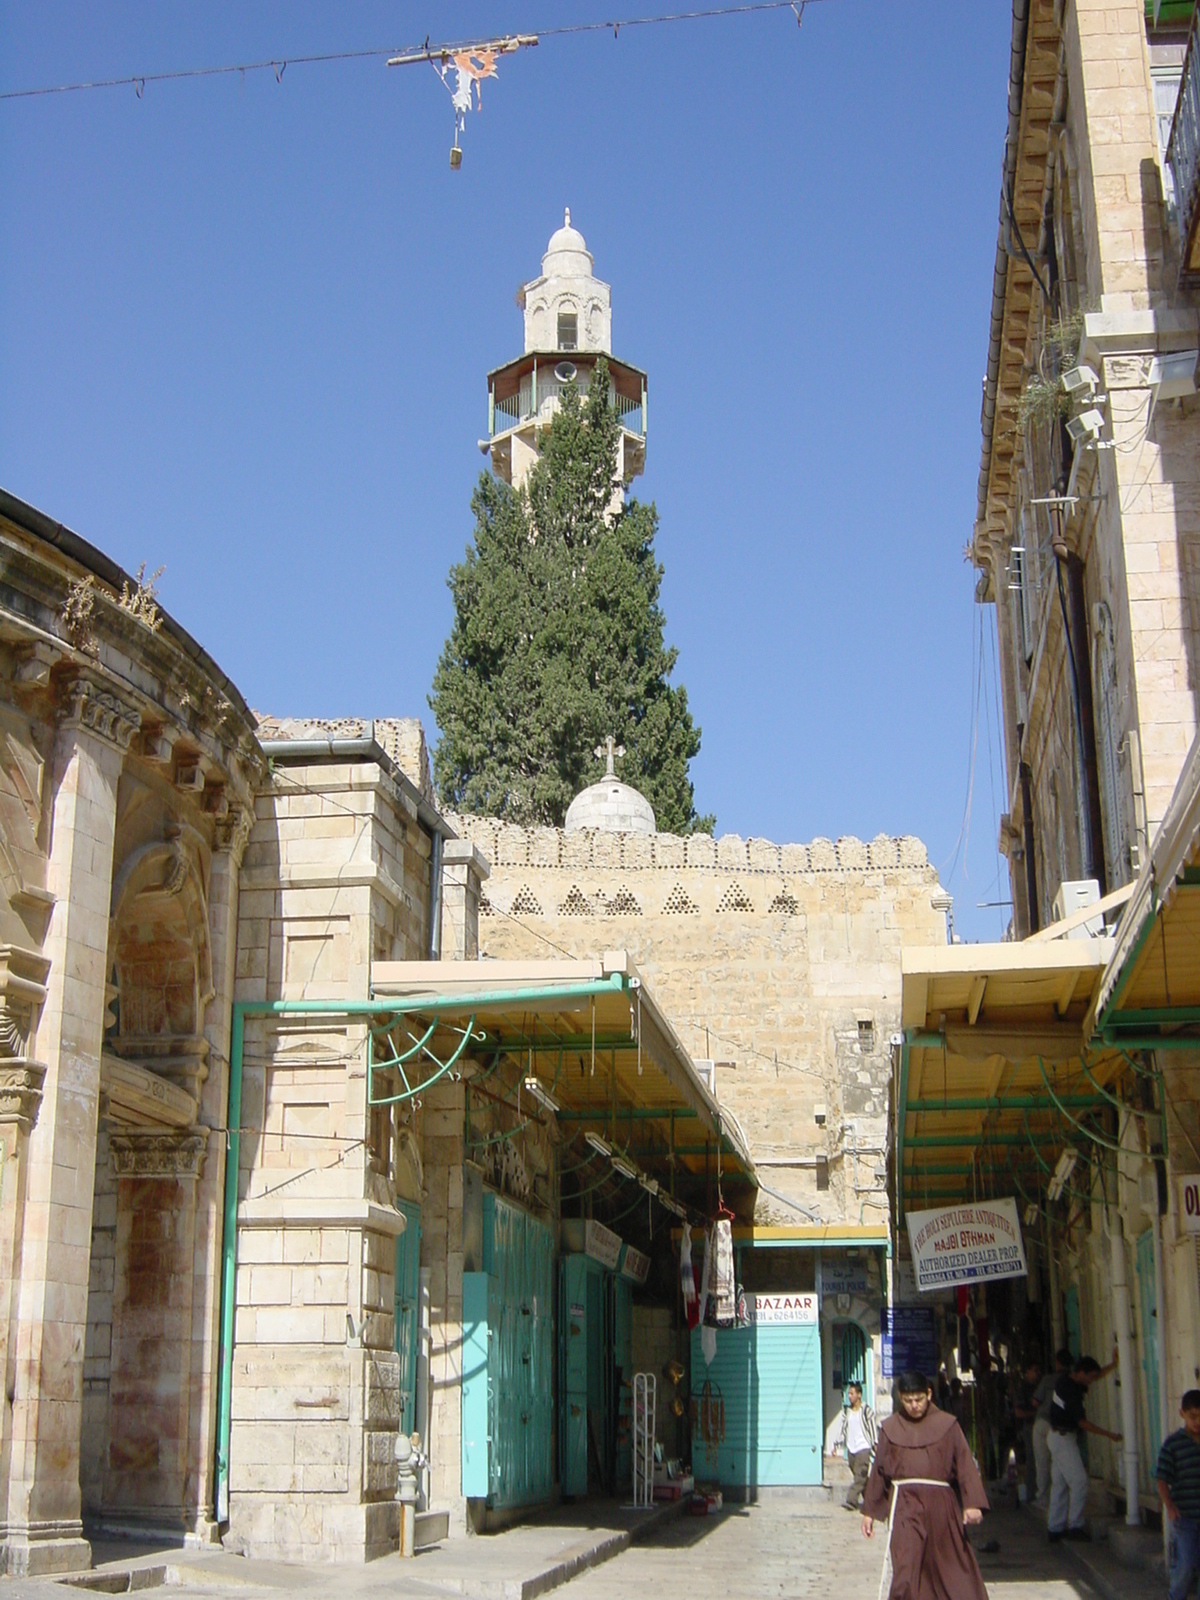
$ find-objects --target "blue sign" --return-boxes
[881,1306,937,1378]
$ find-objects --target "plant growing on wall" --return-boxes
[430,359,712,833]
[1016,310,1087,433]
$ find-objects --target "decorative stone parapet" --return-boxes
[59,673,141,752]
[445,813,929,876]
[109,1128,209,1178]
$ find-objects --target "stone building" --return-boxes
[0,488,260,1574]
[444,747,950,1448]
[973,0,1200,933]
[898,0,1200,1538]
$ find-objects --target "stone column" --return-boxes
[104,1131,209,1527]
[439,842,489,963]
[3,677,137,1577]
[0,1047,48,1527]
[185,806,252,1540]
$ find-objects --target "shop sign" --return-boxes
[620,1244,651,1284]
[881,1305,937,1377]
[745,1292,818,1325]
[905,1199,1027,1291]
[1178,1176,1200,1232]
[583,1219,623,1270]
[820,1259,872,1298]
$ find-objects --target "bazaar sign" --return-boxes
[745,1292,818,1325]
[906,1199,1028,1291]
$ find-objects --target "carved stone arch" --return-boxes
[105,832,212,1104]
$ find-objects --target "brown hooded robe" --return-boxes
[861,1404,989,1600]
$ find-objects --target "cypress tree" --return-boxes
[430,360,711,834]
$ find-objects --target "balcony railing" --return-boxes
[490,374,646,438]
[1167,4,1200,281]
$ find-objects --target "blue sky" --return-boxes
[0,2,1014,940]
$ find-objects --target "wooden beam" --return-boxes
[1055,970,1080,1019]
[968,975,988,1026]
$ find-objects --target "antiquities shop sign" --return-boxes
[905,1200,1028,1291]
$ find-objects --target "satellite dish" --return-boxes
[554,361,577,383]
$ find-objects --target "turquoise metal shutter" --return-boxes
[691,1320,822,1489]
[476,1193,557,1510]
[560,1255,591,1497]
[393,1200,422,1436]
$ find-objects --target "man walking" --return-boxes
[861,1370,989,1600]
[1156,1389,1200,1600]
[831,1380,877,1510]
[1047,1351,1121,1543]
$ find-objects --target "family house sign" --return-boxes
[905,1199,1027,1291]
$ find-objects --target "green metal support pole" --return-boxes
[906,1093,1106,1112]
[906,1132,1049,1148]
[214,1002,244,1524]
[212,973,630,1523]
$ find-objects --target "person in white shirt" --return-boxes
[831,1381,878,1509]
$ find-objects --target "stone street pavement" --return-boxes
[2,1495,1138,1600]
[554,1494,1114,1600]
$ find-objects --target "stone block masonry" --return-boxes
[447,815,947,1226]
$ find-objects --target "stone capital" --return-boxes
[0,1060,47,1134]
[59,673,141,752]
[109,1128,209,1179]
[212,802,254,862]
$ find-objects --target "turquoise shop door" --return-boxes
[462,1193,555,1510]
[690,1313,822,1490]
[1136,1229,1162,1462]
[559,1254,594,1497]
[394,1200,422,1436]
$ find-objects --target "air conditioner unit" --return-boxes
[1052,879,1103,939]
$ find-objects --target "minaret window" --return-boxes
[557,311,578,351]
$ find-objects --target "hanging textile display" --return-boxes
[681,1224,699,1329]
[713,1218,735,1325]
[698,1225,713,1318]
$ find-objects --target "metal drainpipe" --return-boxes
[1109,1211,1142,1526]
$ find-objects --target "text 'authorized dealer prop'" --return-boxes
[905,1199,1028,1292]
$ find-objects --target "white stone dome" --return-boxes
[564,739,656,835]
[543,208,594,277]
[565,777,656,836]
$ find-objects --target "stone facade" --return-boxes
[447,812,946,1230]
[974,0,1200,931]
[965,0,1200,1516]
[227,745,442,1562]
[0,489,259,1574]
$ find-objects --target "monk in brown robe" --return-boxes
[861,1369,989,1600]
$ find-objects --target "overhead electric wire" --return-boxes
[0,2,826,102]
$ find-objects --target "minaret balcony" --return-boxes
[486,352,647,442]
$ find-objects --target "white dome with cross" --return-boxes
[564,736,656,835]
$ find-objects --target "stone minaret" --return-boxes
[482,210,647,490]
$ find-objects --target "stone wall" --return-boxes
[228,754,439,1561]
[447,815,947,1226]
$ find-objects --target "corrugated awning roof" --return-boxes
[897,940,1122,1223]
[371,953,755,1209]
